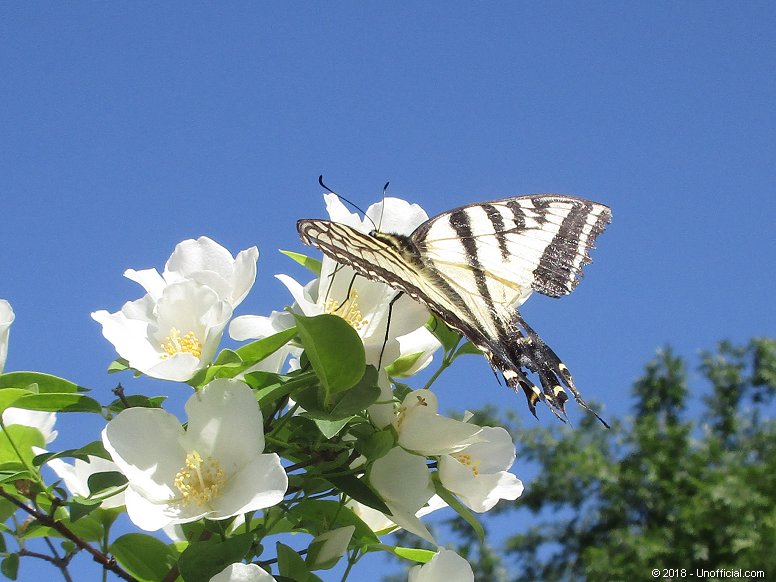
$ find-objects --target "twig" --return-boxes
[0,489,137,581]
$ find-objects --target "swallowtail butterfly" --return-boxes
[298,194,611,423]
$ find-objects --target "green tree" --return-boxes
[414,338,776,581]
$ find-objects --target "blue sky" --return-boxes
[2,3,775,580]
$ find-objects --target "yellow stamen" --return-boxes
[324,289,369,331]
[173,450,225,507]
[452,452,481,477]
[160,327,203,359]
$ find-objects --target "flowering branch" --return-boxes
[0,198,529,581]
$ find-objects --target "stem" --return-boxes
[0,490,137,581]
[422,337,462,391]
[112,383,131,409]
[341,548,360,581]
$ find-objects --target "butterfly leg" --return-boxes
[377,291,404,370]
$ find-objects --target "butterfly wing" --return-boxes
[297,194,611,423]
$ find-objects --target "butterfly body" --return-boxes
[298,194,611,423]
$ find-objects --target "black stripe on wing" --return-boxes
[532,198,612,297]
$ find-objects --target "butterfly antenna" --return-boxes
[318,175,377,231]
[377,181,390,231]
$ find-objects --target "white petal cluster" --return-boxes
[102,379,287,531]
[364,389,523,541]
[438,426,524,512]
[92,237,258,382]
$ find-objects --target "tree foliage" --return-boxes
[440,338,776,581]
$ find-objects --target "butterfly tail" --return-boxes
[511,312,609,428]
[482,335,570,423]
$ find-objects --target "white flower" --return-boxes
[267,194,440,373]
[438,426,524,513]
[2,408,57,444]
[394,390,482,456]
[92,279,232,382]
[47,455,125,509]
[369,447,435,543]
[101,379,287,531]
[209,563,276,582]
[408,548,474,582]
[306,524,355,570]
[0,299,13,373]
[125,236,259,308]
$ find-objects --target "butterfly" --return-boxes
[298,194,611,424]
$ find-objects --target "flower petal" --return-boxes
[184,380,265,468]
[124,268,166,300]
[408,548,474,582]
[365,197,429,236]
[209,453,287,518]
[102,407,185,503]
[369,447,433,512]
[209,563,277,582]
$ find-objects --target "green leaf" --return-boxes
[0,470,31,484]
[387,546,436,563]
[426,316,461,353]
[0,389,32,413]
[0,425,45,467]
[359,429,395,461]
[254,372,317,409]
[68,499,101,522]
[178,534,252,582]
[204,327,298,383]
[277,542,314,581]
[23,514,103,542]
[432,474,484,542]
[313,417,352,439]
[286,499,380,545]
[297,366,380,420]
[386,351,427,377]
[0,372,85,394]
[33,441,111,466]
[107,358,130,373]
[326,366,381,417]
[280,249,322,275]
[453,340,482,358]
[110,533,178,582]
[8,392,102,413]
[106,394,166,414]
[1,553,18,580]
[83,471,127,505]
[212,348,242,366]
[235,326,298,364]
[293,313,365,397]
[325,474,390,514]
